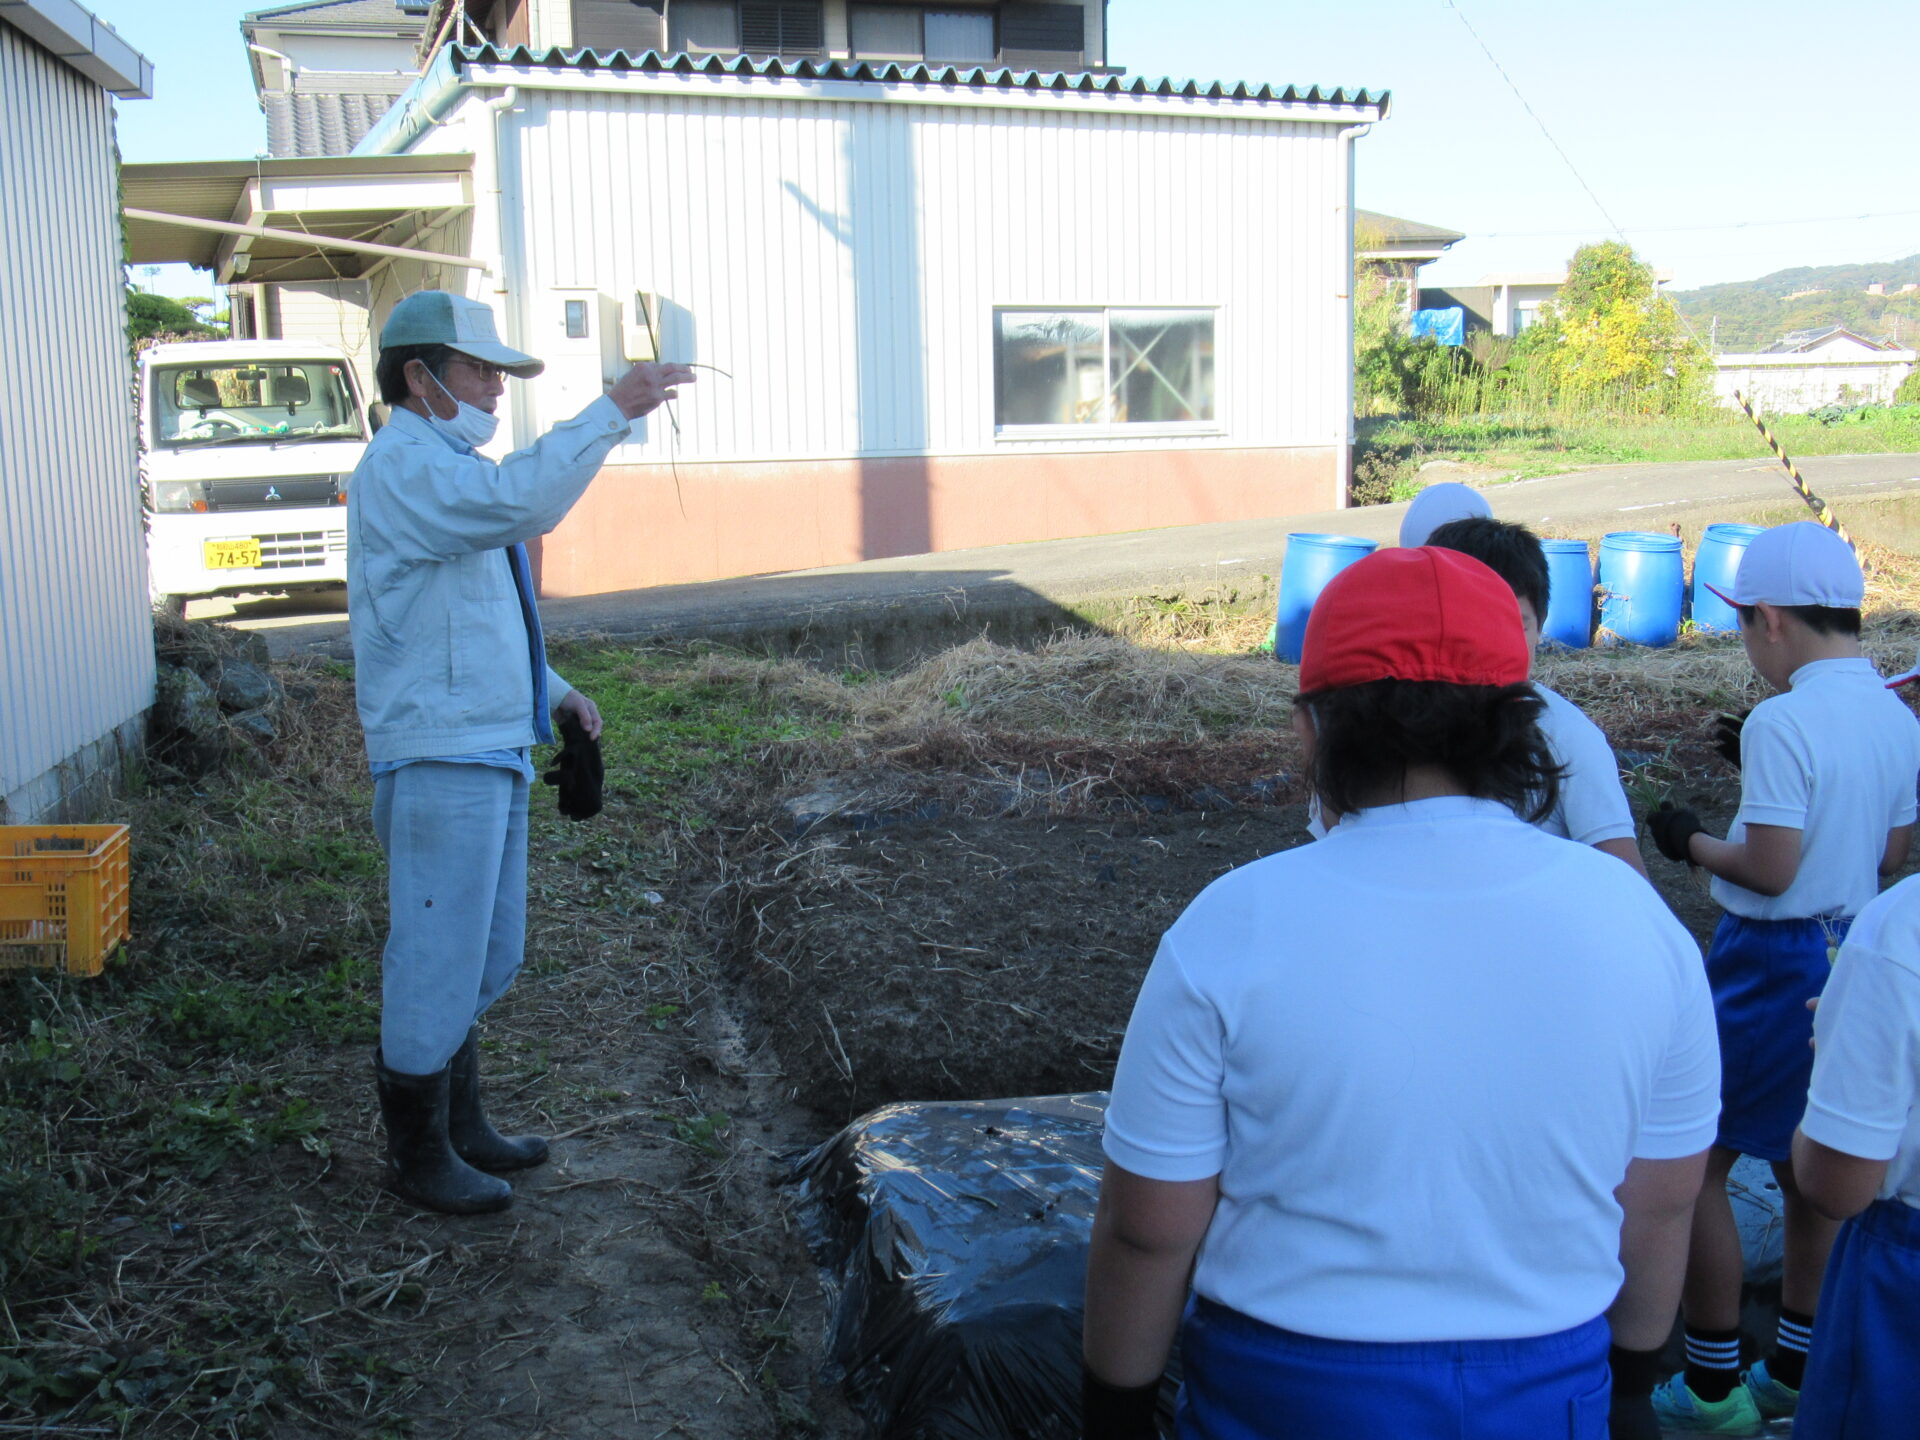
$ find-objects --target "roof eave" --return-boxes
[440,45,1389,119]
[0,0,153,97]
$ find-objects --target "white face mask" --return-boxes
[422,366,500,450]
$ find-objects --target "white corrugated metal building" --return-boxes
[0,0,156,823]
[346,46,1388,595]
[121,8,1389,597]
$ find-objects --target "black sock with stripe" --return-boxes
[1683,1325,1742,1402]
[1771,1308,1812,1391]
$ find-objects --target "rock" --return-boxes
[151,664,228,775]
[214,660,279,713]
[227,708,278,744]
[784,789,853,834]
[1416,459,1476,475]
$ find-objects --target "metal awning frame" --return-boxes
[121,153,479,285]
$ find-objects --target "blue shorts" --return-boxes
[1706,912,1847,1161]
[1175,1298,1610,1440]
[1795,1198,1920,1439]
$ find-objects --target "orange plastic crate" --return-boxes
[0,825,131,977]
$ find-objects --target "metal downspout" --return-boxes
[482,86,526,443]
[1335,119,1373,509]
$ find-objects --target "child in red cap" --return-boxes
[1082,547,1719,1440]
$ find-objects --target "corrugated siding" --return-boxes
[0,21,155,806]
[498,88,1348,464]
[268,280,377,396]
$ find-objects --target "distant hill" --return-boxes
[1671,255,1920,353]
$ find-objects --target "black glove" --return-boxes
[1607,1345,1662,1440]
[1712,710,1748,769]
[542,712,604,821]
[1081,1367,1159,1440]
[1647,801,1704,865]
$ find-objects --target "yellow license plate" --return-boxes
[204,539,262,569]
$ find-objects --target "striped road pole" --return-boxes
[1731,390,1856,550]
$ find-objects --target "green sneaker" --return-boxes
[1650,1372,1764,1435]
[1742,1360,1799,1421]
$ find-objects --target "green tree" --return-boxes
[1526,241,1709,412]
[126,290,220,344]
[1353,227,1464,415]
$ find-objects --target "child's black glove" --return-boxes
[542,712,604,821]
[1648,801,1704,864]
[1081,1367,1159,1440]
[1712,709,1748,769]
[1607,1345,1662,1440]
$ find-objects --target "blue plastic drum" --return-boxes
[1691,523,1766,634]
[1598,532,1685,647]
[1540,539,1594,650]
[1275,533,1380,663]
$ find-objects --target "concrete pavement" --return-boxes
[216,450,1920,664]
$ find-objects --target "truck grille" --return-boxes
[207,475,343,512]
[255,530,344,570]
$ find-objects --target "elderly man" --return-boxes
[347,290,692,1214]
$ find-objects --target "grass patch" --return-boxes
[1357,402,1920,501]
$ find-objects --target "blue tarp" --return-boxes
[1411,306,1466,346]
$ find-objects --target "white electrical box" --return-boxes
[622,291,659,363]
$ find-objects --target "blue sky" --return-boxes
[95,0,1919,300]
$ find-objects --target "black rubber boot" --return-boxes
[375,1053,513,1214]
[448,1027,550,1173]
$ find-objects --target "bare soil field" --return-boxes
[9,532,1920,1435]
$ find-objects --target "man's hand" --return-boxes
[609,361,697,420]
[555,688,603,741]
[1647,801,1704,865]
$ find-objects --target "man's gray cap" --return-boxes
[380,291,544,378]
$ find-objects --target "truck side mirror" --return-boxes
[368,403,388,433]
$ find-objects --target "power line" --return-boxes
[1441,0,1626,241]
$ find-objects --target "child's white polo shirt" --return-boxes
[1105,795,1720,1343]
[1803,873,1920,1210]
[1535,684,1636,846]
[1712,658,1920,921]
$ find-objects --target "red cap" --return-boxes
[1299,547,1530,694]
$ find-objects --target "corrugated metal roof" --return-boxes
[1356,209,1464,246]
[1767,325,1896,354]
[449,44,1389,111]
[263,88,404,156]
[245,0,426,27]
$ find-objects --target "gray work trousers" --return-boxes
[372,761,529,1074]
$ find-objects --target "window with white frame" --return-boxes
[849,5,996,63]
[993,308,1216,429]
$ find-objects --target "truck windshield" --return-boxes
[151,361,365,449]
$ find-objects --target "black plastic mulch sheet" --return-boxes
[790,1092,1179,1440]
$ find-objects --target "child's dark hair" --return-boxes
[1733,603,1862,637]
[1296,679,1564,823]
[375,343,454,405]
[1425,517,1550,620]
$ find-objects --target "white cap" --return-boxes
[1400,482,1493,548]
[1704,521,1862,610]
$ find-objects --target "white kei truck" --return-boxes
[140,339,372,613]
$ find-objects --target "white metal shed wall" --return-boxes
[0,19,155,821]
[265,279,377,396]
[496,88,1350,467]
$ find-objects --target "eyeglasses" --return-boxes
[446,356,509,383]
